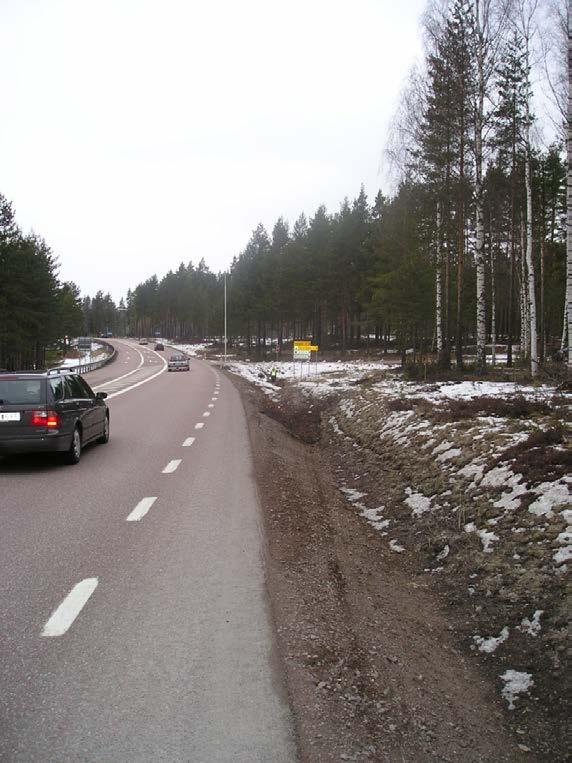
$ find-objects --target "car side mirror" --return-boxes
[96,392,107,400]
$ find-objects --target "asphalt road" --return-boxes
[0,342,296,762]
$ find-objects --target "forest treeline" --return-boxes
[101,0,570,373]
[2,0,569,374]
[0,195,84,370]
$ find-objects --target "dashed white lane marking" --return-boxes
[126,496,157,522]
[202,411,210,417]
[195,422,204,430]
[162,459,182,474]
[208,404,214,408]
[211,397,217,401]
[41,578,98,638]
[182,437,195,447]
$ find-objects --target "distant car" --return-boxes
[167,353,190,372]
[154,342,164,351]
[139,338,148,345]
[0,370,109,464]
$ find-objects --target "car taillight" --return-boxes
[30,409,61,428]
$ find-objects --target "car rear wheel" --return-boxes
[98,415,110,444]
[64,426,82,465]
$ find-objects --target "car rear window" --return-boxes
[0,379,44,405]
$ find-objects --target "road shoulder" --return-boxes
[235,376,527,763]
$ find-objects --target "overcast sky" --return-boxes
[1,0,427,301]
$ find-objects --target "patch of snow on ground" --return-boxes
[519,611,543,637]
[329,417,343,436]
[426,381,554,402]
[500,670,534,710]
[528,479,571,518]
[389,539,405,553]
[404,487,432,517]
[481,465,516,488]
[341,488,367,503]
[436,545,449,561]
[458,461,485,483]
[432,440,454,455]
[360,506,391,531]
[436,447,462,463]
[464,522,499,553]
[339,399,356,418]
[553,545,572,564]
[493,481,528,511]
[473,626,509,653]
[171,343,209,356]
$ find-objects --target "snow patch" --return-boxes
[341,488,367,503]
[519,611,543,637]
[528,479,571,518]
[481,465,515,488]
[389,539,405,553]
[473,627,509,653]
[436,447,462,463]
[500,670,534,710]
[436,545,450,561]
[464,522,499,553]
[404,487,432,517]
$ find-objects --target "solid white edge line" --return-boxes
[92,342,145,390]
[194,422,204,429]
[106,352,168,399]
[41,578,98,637]
[182,437,195,447]
[162,459,182,473]
[126,496,157,522]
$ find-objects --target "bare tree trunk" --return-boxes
[524,108,538,377]
[540,236,545,364]
[566,4,572,374]
[474,0,487,373]
[491,220,497,367]
[520,217,529,361]
[435,201,444,358]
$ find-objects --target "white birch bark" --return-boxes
[524,145,538,376]
[560,299,567,354]
[513,0,539,376]
[520,218,529,360]
[491,236,497,366]
[567,2,572,369]
[523,23,538,376]
[474,0,487,373]
[435,201,443,354]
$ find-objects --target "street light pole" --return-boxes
[224,271,228,368]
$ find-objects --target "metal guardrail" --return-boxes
[52,340,117,374]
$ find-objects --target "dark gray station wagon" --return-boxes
[0,370,109,464]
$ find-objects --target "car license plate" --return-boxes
[0,412,20,422]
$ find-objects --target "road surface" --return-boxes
[0,341,296,762]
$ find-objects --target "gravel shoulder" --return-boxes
[232,373,564,762]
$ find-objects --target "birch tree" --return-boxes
[567,3,571,369]
[472,0,510,372]
[512,0,539,376]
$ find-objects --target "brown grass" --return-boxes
[495,427,571,484]
[431,395,553,421]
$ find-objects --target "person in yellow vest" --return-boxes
[270,366,277,383]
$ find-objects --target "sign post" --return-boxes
[293,340,318,376]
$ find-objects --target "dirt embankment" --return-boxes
[233,374,568,762]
